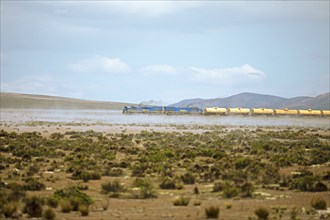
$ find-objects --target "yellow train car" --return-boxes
[204,107,227,115]
[298,109,322,116]
[321,110,330,116]
[274,108,298,115]
[228,108,250,115]
[251,108,274,115]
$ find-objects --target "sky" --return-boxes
[1,1,329,104]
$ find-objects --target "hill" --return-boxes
[170,92,330,110]
[0,92,134,110]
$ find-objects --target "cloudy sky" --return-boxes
[1,1,329,104]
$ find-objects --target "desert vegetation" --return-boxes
[0,126,329,219]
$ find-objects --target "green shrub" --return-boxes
[213,181,224,192]
[140,184,156,199]
[173,196,190,206]
[71,196,82,211]
[101,180,125,194]
[290,207,298,220]
[181,172,195,184]
[311,197,327,210]
[131,163,148,177]
[133,178,157,198]
[205,205,219,218]
[79,172,92,183]
[43,207,56,220]
[313,181,328,191]
[193,200,202,206]
[240,181,255,197]
[54,186,93,205]
[290,175,327,192]
[159,177,183,190]
[222,185,240,198]
[105,168,124,177]
[2,202,17,218]
[46,196,58,208]
[23,178,45,191]
[80,171,102,182]
[7,182,26,201]
[235,157,252,169]
[159,177,176,189]
[50,132,64,139]
[89,171,102,180]
[194,186,199,194]
[79,204,89,216]
[254,207,269,220]
[133,177,147,187]
[23,196,43,218]
[60,200,72,213]
[73,170,102,182]
[26,164,40,176]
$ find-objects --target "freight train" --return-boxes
[204,107,330,116]
[122,106,203,114]
[122,106,330,116]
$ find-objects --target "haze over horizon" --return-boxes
[1,1,329,104]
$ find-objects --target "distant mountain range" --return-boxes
[0,92,134,110]
[1,92,329,110]
[170,92,330,110]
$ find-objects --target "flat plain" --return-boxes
[1,120,330,219]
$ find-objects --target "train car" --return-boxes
[123,106,163,114]
[251,108,274,115]
[321,110,330,116]
[163,106,179,114]
[228,108,250,115]
[274,108,298,115]
[180,107,203,114]
[204,107,227,115]
[298,109,322,116]
[137,106,162,113]
[122,106,137,113]
[163,107,202,114]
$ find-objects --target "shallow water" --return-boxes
[1,109,329,128]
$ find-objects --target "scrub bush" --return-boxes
[79,204,89,216]
[46,196,58,208]
[311,197,327,210]
[173,196,190,206]
[43,207,56,220]
[181,172,195,184]
[159,177,176,189]
[205,205,219,218]
[254,207,269,220]
[54,186,93,205]
[60,200,72,213]
[23,196,43,218]
[23,178,45,191]
[101,180,125,193]
[135,178,157,199]
[2,202,17,218]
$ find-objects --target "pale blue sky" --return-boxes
[1,1,329,104]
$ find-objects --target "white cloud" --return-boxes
[40,1,200,18]
[107,2,200,16]
[0,74,85,99]
[140,64,178,75]
[190,64,265,85]
[1,74,57,95]
[68,56,130,74]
